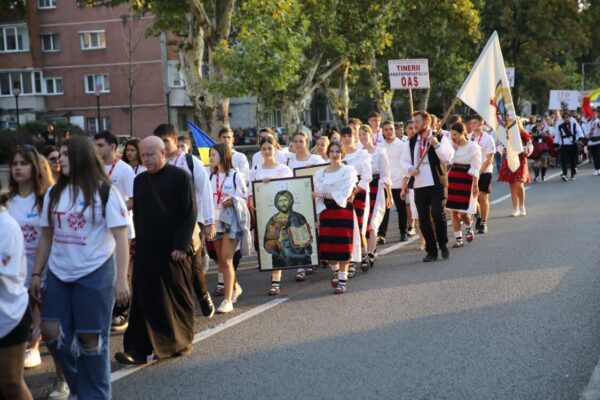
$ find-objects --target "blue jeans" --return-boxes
[42,257,116,400]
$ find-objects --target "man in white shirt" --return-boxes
[368,111,386,146]
[584,109,600,175]
[551,112,584,180]
[94,130,136,332]
[467,115,496,234]
[401,110,455,262]
[154,124,216,317]
[378,121,409,242]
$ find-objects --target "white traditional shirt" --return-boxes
[467,131,496,174]
[40,184,129,282]
[584,117,600,146]
[248,163,293,196]
[209,170,247,233]
[366,146,391,186]
[232,149,250,182]
[168,151,214,225]
[343,149,372,191]
[381,138,406,189]
[285,153,324,170]
[0,208,29,338]
[313,165,358,215]
[451,141,482,177]
[400,130,455,189]
[251,150,289,169]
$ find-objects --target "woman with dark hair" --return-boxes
[340,126,372,276]
[446,123,481,248]
[208,143,247,313]
[122,138,146,175]
[29,136,130,399]
[248,136,293,295]
[498,122,533,217]
[0,182,33,400]
[41,145,62,183]
[313,142,357,293]
[6,145,71,398]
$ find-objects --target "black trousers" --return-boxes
[560,144,578,177]
[589,144,600,170]
[378,188,407,236]
[192,223,209,300]
[414,185,448,255]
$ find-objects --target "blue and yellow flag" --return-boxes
[186,120,215,166]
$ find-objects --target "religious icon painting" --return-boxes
[292,163,329,178]
[252,176,320,271]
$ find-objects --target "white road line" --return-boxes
[379,168,565,257]
[110,297,288,382]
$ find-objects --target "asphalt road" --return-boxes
[26,163,600,400]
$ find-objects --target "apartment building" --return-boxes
[0,0,168,136]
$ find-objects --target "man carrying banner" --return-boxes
[401,110,454,262]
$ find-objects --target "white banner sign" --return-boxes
[548,90,581,110]
[505,67,515,87]
[388,59,430,89]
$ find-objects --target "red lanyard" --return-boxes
[419,138,428,159]
[472,133,483,145]
[107,158,118,177]
[372,130,380,145]
[214,173,226,206]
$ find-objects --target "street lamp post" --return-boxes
[94,86,101,132]
[13,87,21,130]
[165,88,171,125]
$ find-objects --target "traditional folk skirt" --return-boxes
[447,164,475,213]
[353,187,368,238]
[318,199,354,261]
[498,153,531,184]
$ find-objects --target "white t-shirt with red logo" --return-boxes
[41,184,129,282]
[7,193,41,288]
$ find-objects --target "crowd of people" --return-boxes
[1,106,599,400]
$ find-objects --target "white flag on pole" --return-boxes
[456,31,523,172]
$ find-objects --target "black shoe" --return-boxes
[422,253,438,262]
[377,235,386,245]
[478,222,488,234]
[400,233,408,242]
[441,246,450,259]
[200,293,215,318]
[111,315,129,332]
[475,218,482,231]
[115,351,148,365]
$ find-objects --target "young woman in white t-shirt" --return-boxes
[41,145,62,183]
[0,185,33,400]
[313,136,330,163]
[6,145,71,399]
[248,136,293,295]
[123,138,146,175]
[208,143,247,314]
[29,136,130,400]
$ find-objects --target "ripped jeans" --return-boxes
[42,257,116,400]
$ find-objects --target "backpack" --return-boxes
[185,153,195,181]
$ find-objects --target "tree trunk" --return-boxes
[324,61,350,130]
[281,102,302,136]
[369,52,393,120]
[420,88,431,110]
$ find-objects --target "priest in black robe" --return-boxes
[115,136,197,364]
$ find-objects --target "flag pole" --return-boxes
[413,97,459,172]
[408,88,414,115]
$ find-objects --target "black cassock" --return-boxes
[124,164,197,358]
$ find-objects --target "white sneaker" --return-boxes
[24,348,41,369]
[510,209,520,217]
[594,170,600,176]
[216,300,233,314]
[232,282,243,304]
[571,176,576,181]
[48,378,70,400]
[519,207,526,216]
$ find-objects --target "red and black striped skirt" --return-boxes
[318,199,354,261]
[447,164,473,211]
[353,186,367,235]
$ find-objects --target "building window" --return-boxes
[79,31,106,50]
[168,62,185,88]
[0,71,44,96]
[40,34,60,52]
[45,77,63,95]
[38,0,56,9]
[84,74,109,93]
[87,117,110,134]
[0,25,29,53]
